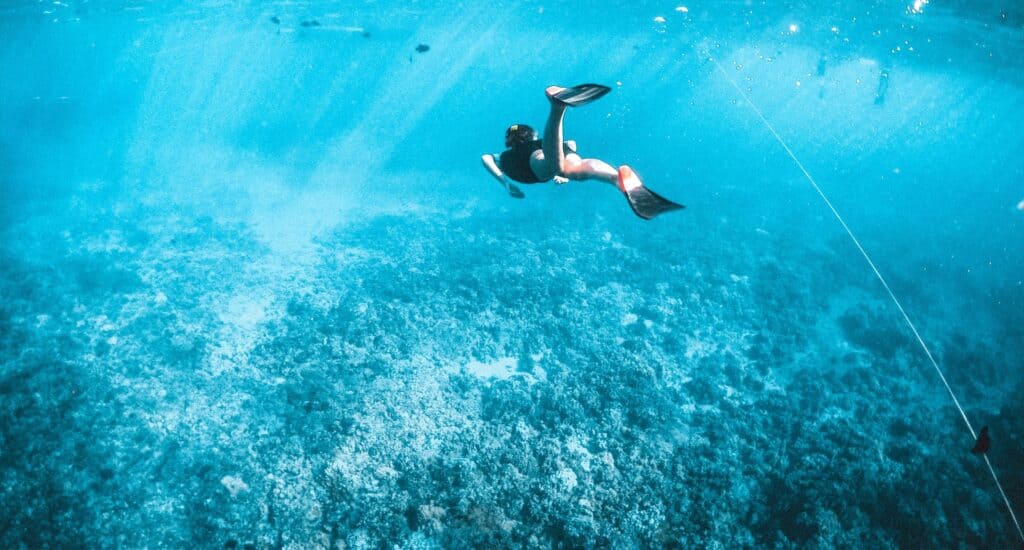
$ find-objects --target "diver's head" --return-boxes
[505,124,537,147]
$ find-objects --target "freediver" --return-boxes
[971,426,991,454]
[874,68,890,106]
[816,55,828,100]
[481,84,684,220]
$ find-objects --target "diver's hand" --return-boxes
[553,176,569,185]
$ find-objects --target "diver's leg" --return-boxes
[529,86,570,180]
[560,154,619,185]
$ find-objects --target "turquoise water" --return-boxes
[2,1,1023,547]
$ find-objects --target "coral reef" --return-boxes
[2,194,1019,547]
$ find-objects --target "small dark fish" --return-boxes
[301,20,320,27]
[270,16,280,25]
[415,44,430,53]
[362,30,371,38]
[971,426,991,454]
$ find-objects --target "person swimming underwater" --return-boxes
[481,84,684,220]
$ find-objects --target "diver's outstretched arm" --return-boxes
[481,154,505,183]
[482,154,525,198]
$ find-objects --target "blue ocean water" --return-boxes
[2,0,1023,547]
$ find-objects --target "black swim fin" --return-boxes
[617,166,684,220]
[507,183,525,199]
[550,83,612,107]
[498,177,525,199]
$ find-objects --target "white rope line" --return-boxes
[706,53,1023,543]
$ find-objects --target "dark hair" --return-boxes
[505,124,537,145]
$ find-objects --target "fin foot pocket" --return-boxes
[618,166,685,220]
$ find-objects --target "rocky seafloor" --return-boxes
[1,189,1021,548]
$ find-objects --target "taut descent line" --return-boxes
[705,52,1023,543]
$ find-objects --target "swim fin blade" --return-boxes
[550,83,612,107]
[507,183,525,199]
[617,166,685,220]
[498,177,525,199]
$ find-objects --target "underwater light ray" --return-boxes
[704,48,1024,544]
[318,6,506,199]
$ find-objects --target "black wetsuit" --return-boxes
[498,140,575,184]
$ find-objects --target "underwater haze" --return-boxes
[2,0,1023,547]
